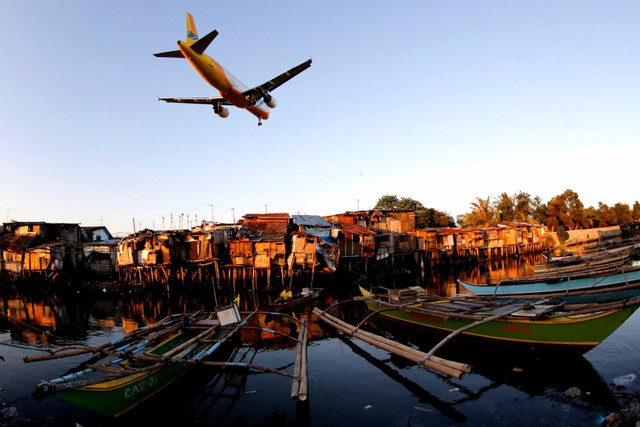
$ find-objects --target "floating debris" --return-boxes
[613,373,636,388]
[564,387,581,398]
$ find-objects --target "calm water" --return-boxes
[2,259,639,427]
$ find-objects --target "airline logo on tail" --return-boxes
[186,13,199,42]
[154,13,311,125]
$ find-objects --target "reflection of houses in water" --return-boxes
[2,297,57,346]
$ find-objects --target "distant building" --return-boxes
[81,226,119,277]
[290,215,340,273]
[0,221,83,281]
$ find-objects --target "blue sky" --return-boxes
[1,1,638,235]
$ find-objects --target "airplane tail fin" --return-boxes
[186,12,199,45]
[186,13,218,54]
[153,13,217,58]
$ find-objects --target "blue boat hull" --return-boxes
[458,267,640,301]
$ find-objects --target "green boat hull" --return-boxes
[56,362,190,417]
[364,300,639,354]
[50,322,230,416]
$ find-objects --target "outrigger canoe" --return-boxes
[529,244,638,274]
[359,286,640,354]
[266,288,322,311]
[26,305,309,417]
[458,263,640,300]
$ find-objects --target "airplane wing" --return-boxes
[158,97,233,106]
[243,58,312,100]
[154,50,184,58]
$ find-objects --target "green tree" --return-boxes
[633,201,640,221]
[420,208,456,228]
[496,192,516,222]
[584,205,600,228]
[547,189,587,230]
[531,196,548,224]
[613,203,633,226]
[374,195,400,210]
[514,192,534,221]
[373,195,455,228]
[396,197,423,211]
[597,202,616,226]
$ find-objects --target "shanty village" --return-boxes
[0,211,558,289]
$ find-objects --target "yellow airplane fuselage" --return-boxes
[177,41,269,120]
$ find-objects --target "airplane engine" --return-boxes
[263,93,277,108]
[215,106,230,118]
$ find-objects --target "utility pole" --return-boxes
[0,207,14,222]
[205,204,221,223]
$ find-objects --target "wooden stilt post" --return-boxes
[232,268,237,295]
[214,260,220,288]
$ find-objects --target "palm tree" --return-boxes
[464,197,497,227]
[496,192,516,222]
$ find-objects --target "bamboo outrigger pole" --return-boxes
[312,307,470,379]
[420,304,532,362]
[290,319,309,401]
[24,312,205,364]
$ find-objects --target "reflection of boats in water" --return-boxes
[165,344,311,427]
[338,308,619,419]
[115,313,314,426]
[336,333,467,423]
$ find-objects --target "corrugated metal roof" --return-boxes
[242,213,290,220]
[291,215,332,227]
[243,221,288,236]
[0,233,37,251]
[337,222,376,235]
[239,213,290,237]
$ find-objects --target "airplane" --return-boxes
[154,13,312,125]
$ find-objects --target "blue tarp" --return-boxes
[291,215,332,228]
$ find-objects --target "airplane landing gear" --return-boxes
[258,119,263,126]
